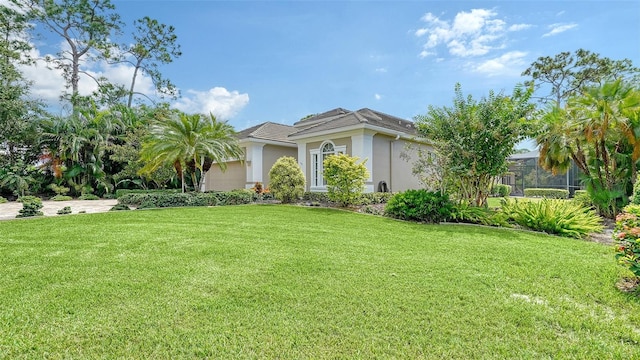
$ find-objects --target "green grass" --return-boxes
[1,205,638,358]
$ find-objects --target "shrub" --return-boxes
[572,190,593,209]
[16,196,43,218]
[114,188,180,199]
[78,193,101,200]
[385,190,453,223]
[450,203,492,225]
[523,188,569,199]
[358,192,394,205]
[0,196,7,204]
[323,154,369,207]
[118,191,253,208]
[109,204,131,211]
[268,157,305,204]
[500,198,603,238]
[615,204,640,278]
[48,184,70,196]
[631,175,640,205]
[302,192,331,204]
[57,206,72,215]
[491,184,512,197]
[51,195,73,201]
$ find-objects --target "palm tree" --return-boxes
[536,79,640,217]
[139,112,244,192]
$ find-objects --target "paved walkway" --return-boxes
[0,199,118,221]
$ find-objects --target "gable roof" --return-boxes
[237,122,296,144]
[289,108,417,138]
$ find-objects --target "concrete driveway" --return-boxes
[0,199,118,221]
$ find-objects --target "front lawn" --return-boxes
[1,205,638,358]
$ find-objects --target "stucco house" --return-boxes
[204,107,429,193]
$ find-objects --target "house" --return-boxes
[204,107,429,193]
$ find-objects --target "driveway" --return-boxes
[0,199,118,221]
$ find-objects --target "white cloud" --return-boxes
[508,24,532,31]
[174,87,249,119]
[375,67,387,73]
[415,8,531,59]
[543,23,578,37]
[374,93,382,100]
[473,51,528,77]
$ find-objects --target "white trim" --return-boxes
[238,138,297,148]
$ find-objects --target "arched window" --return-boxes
[310,141,345,189]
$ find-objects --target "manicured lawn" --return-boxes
[1,205,638,358]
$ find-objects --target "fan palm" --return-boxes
[139,112,243,192]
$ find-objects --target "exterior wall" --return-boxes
[390,140,429,192]
[205,160,246,191]
[260,144,297,188]
[372,134,392,191]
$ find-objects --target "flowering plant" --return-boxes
[614,205,640,278]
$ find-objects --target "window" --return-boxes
[310,141,345,189]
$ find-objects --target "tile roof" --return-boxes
[289,108,417,137]
[237,122,296,144]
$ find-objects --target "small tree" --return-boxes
[323,154,369,207]
[415,83,535,207]
[268,156,305,203]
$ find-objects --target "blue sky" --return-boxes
[14,0,640,132]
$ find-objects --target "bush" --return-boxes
[615,204,640,278]
[385,190,453,223]
[0,196,7,204]
[16,196,43,218]
[51,195,73,201]
[118,191,253,208]
[358,192,394,205]
[572,190,593,209]
[57,206,72,215]
[323,154,369,207]
[48,184,70,196]
[114,188,180,199]
[523,188,569,199]
[78,193,100,200]
[500,198,602,238]
[302,192,331,204]
[269,157,305,204]
[491,184,512,197]
[109,204,131,211]
[450,203,492,225]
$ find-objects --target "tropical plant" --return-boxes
[139,112,243,192]
[323,153,369,207]
[500,198,603,238]
[536,79,640,218]
[268,156,305,204]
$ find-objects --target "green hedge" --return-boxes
[302,192,394,205]
[118,190,254,209]
[114,188,181,199]
[491,184,512,197]
[523,188,569,199]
